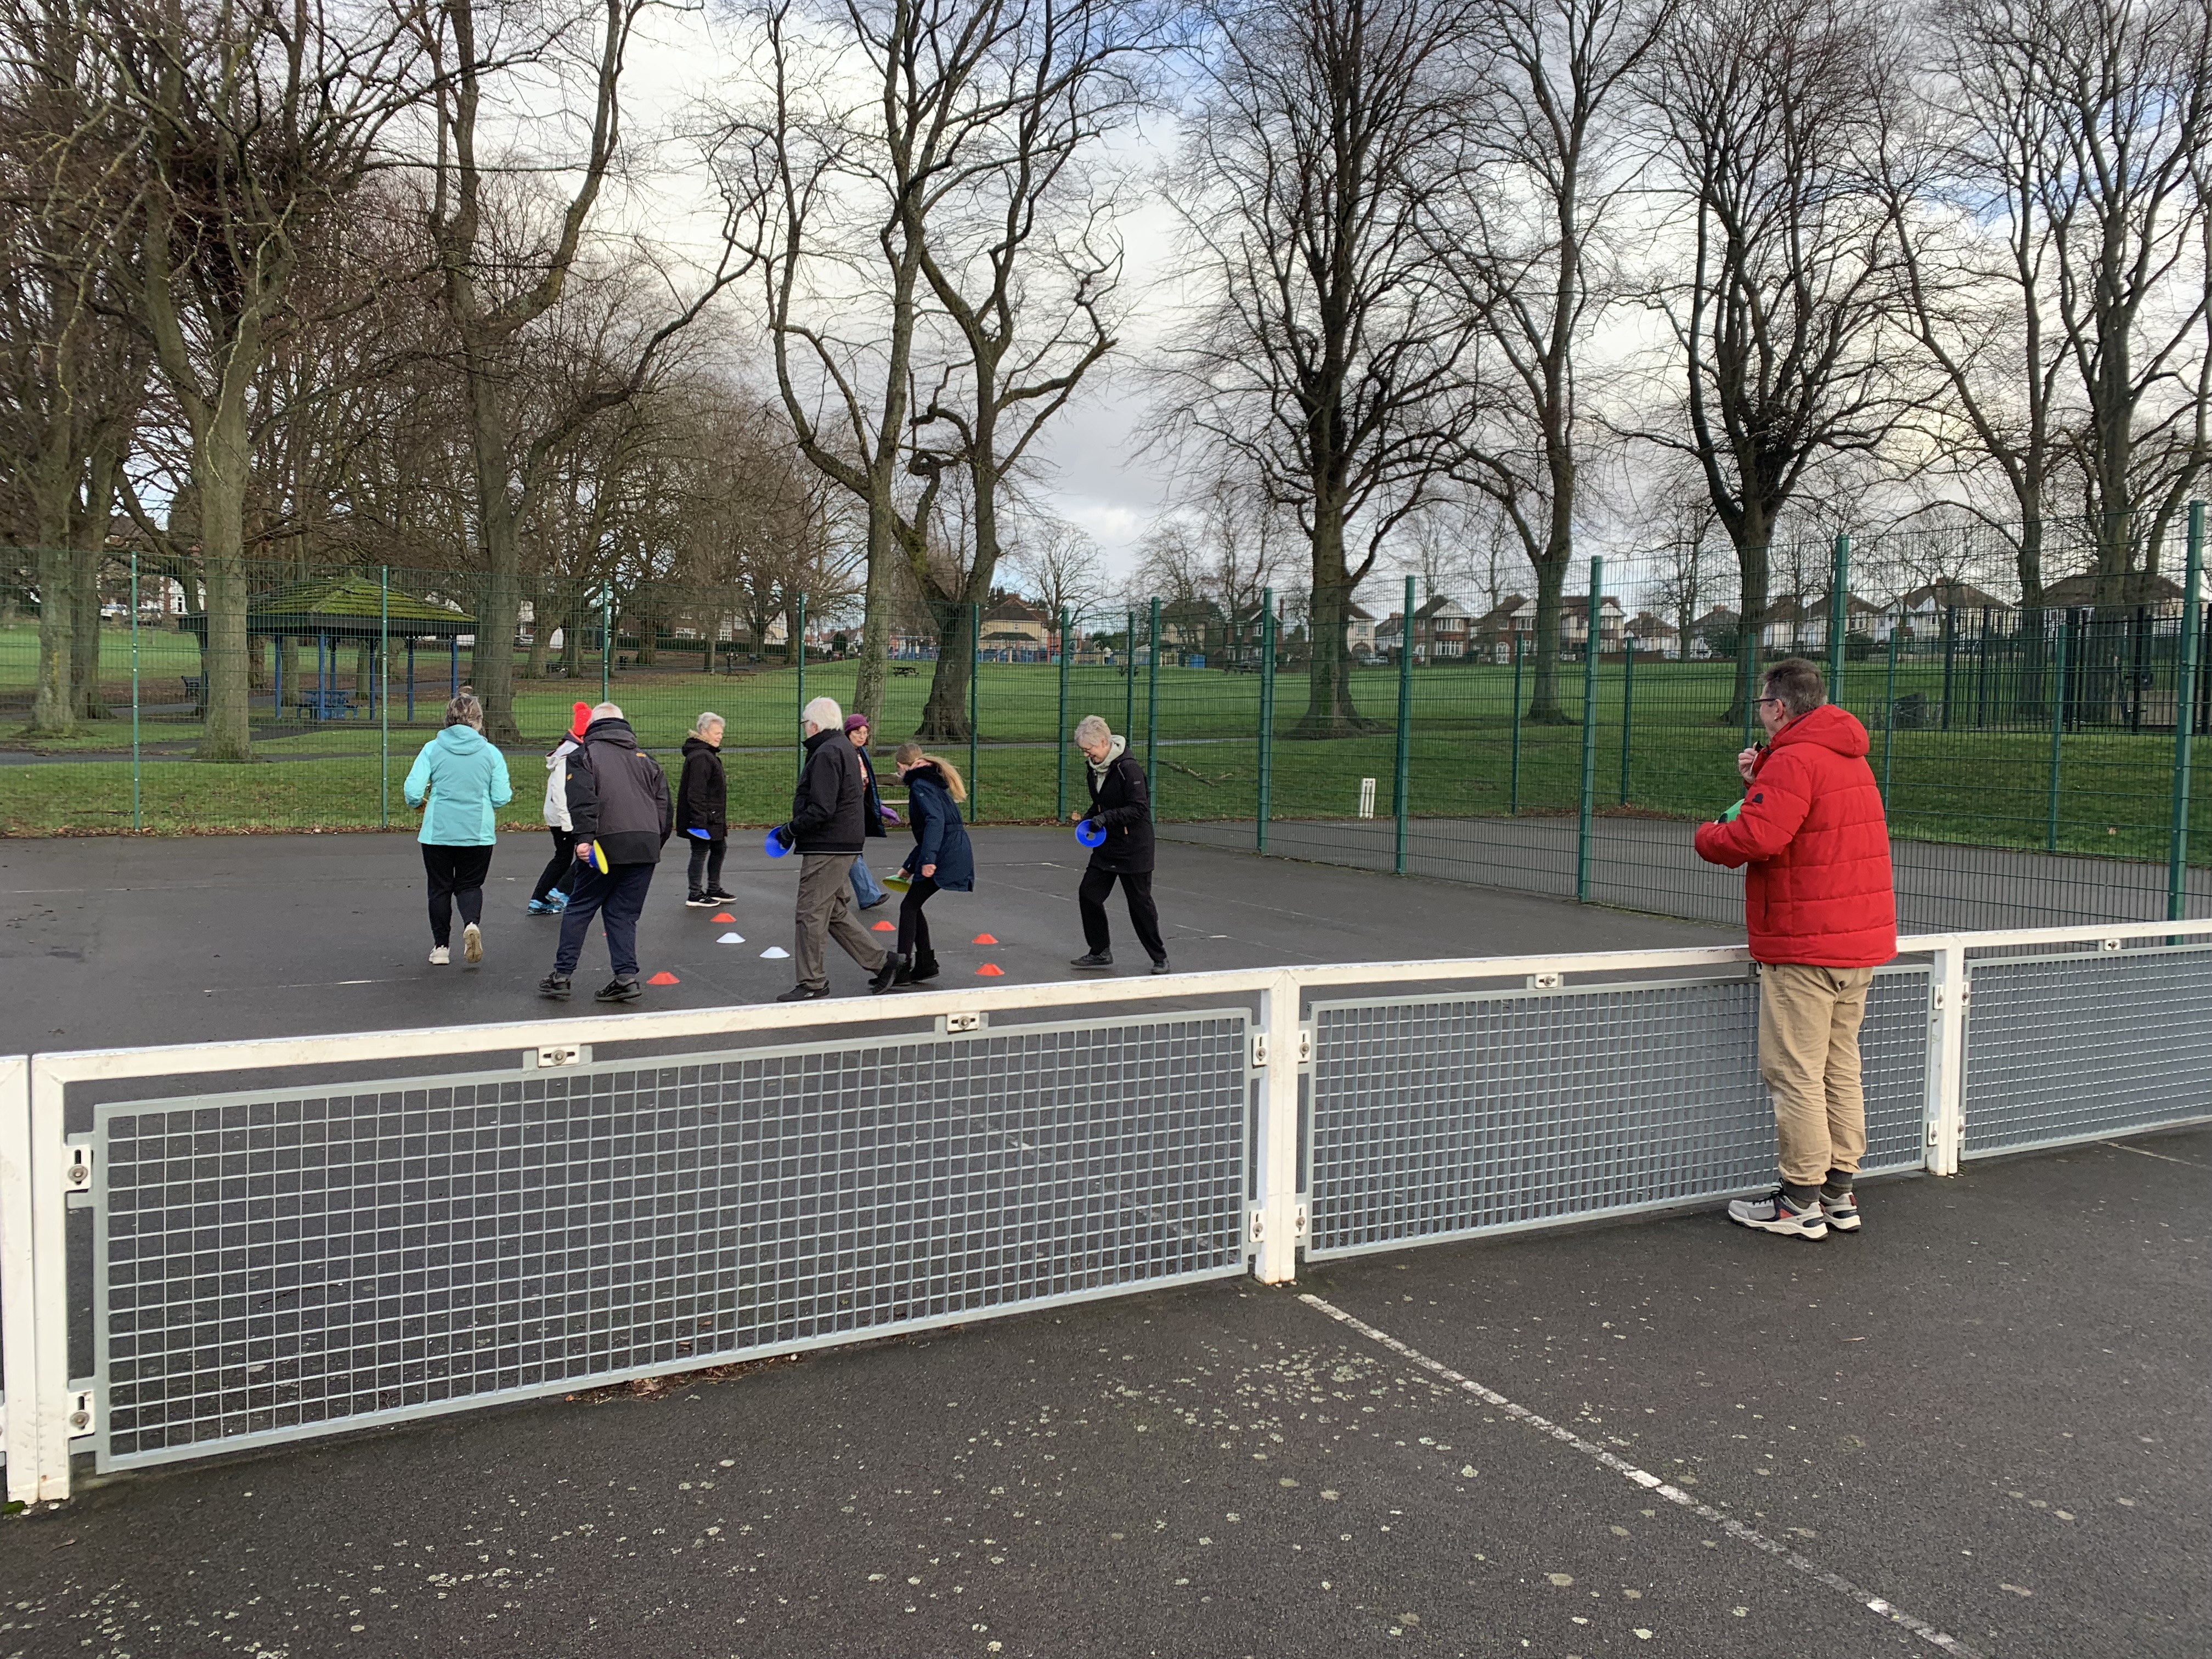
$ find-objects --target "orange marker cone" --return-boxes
[976,963,1005,976]
[647,971,679,985]
[872,919,895,932]
[712,912,735,923]
[973,933,998,945]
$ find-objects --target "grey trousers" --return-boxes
[794,852,888,989]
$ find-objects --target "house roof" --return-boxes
[1896,579,2012,611]
[985,597,1048,623]
[1626,611,1678,635]
[1412,595,1470,622]
[2039,572,2185,606]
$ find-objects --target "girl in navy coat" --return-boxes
[889,743,974,986]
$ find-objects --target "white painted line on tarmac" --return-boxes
[1300,1293,1984,1658]
[2096,1137,2211,1169]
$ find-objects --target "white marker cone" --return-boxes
[718,932,744,944]
[759,946,790,959]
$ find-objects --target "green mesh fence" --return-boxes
[4,527,2209,933]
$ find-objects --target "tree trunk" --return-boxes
[69,546,108,720]
[29,541,74,737]
[1526,556,1571,724]
[1725,522,1773,727]
[194,379,255,761]
[464,359,523,741]
[1296,499,1371,735]
[918,597,974,741]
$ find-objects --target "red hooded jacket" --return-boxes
[1692,704,1896,967]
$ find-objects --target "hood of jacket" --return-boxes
[803,727,838,756]
[682,734,721,760]
[1767,704,1870,763]
[583,717,638,751]
[905,761,949,791]
[1087,734,1128,776]
[436,724,492,757]
[545,736,577,772]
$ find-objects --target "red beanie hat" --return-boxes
[569,701,593,740]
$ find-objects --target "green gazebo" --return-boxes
[184,574,476,720]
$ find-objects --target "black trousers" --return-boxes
[897,874,940,957]
[1079,866,1165,961]
[685,836,727,898]
[531,828,579,903]
[423,843,495,946]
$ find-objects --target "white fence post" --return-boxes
[1925,943,1969,1177]
[27,1057,74,1502]
[1253,970,1304,1283]
[1,1053,37,1506]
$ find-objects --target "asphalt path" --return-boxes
[0,827,1726,1052]
[1,1127,2199,1659]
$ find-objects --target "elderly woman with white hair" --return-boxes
[770,695,897,1000]
[678,711,732,905]
[1069,713,1169,974]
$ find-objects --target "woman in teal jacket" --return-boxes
[404,692,514,966]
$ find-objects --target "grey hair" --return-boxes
[445,692,484,730]
[692,711,725,737]
[802,695,843,733]
[1073,714,1111,747]
[590,700,623,722]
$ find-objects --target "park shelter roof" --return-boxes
[183,574,476,639]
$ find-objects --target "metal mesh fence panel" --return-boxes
[87,1013,1251,1471]
[1304,970,1927,1260]
[1962,946,2212,1158]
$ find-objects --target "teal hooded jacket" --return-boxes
[404,725,514,846]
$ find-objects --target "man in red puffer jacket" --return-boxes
[1695,658,1896,1242]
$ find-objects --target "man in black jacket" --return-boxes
[1069,714,1169,974]
[772,696,896,1001]
[540,702,673,1003]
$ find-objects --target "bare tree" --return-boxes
[1161,0,1481,735]
[1637,0,1905,721]
[1437,0,1672,720]
[1003,511,1110,627]
[99,0,426,758]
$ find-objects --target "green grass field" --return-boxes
[4,630,2204,876]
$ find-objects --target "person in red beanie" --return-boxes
[1694,658,1896,1241]
[528,701,595,915]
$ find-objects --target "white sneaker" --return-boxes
[1726,1186,1828,1240]
[462,922,483,964]
[428,945,450,965]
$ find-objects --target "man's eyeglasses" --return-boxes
[1756,696,1785,708]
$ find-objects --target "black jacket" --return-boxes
[856,744,888,838]
[676,736,727,837]
[566,718,673,866]
[789,727,868,854]
[1083,748,1155,874]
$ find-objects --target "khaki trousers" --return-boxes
[794,853,887,990]
[1757,962,1876,1187]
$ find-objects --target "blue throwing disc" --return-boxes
[577,839,611,874]
[1075,819,1107,849]
[686,827,713,840]
[763,828,791,859]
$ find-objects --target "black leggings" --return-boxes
[423,843,494,946]
[686,835,728,897]
[531,829,578,903]
[897,874,940,957]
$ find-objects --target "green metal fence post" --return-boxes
[2046,614,2069,852]
[600,584,613,706]
[1828,532,1850,704]
[1881,622,1899,803]
[2167,500,2204,919]
[1394,574,1414,873]
[1124,607,1135,743]
[1618,634,1635,805]
[380,567,390,828]
[1509,631,1523,815]
[969,601,980,822]
[129,552,141,832]
[1576,557,1602,902]
[794,592,806,781]
[1145,596,1160,818]
[1056,606,1070,824]
[1256,588,1276,851]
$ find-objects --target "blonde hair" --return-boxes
[894,742,968,803]
[445,692,484,730]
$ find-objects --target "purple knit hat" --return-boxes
[843,712,871,734]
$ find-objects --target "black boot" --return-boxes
[907,950,941,983]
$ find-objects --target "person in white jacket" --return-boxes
[528,702,594,915]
